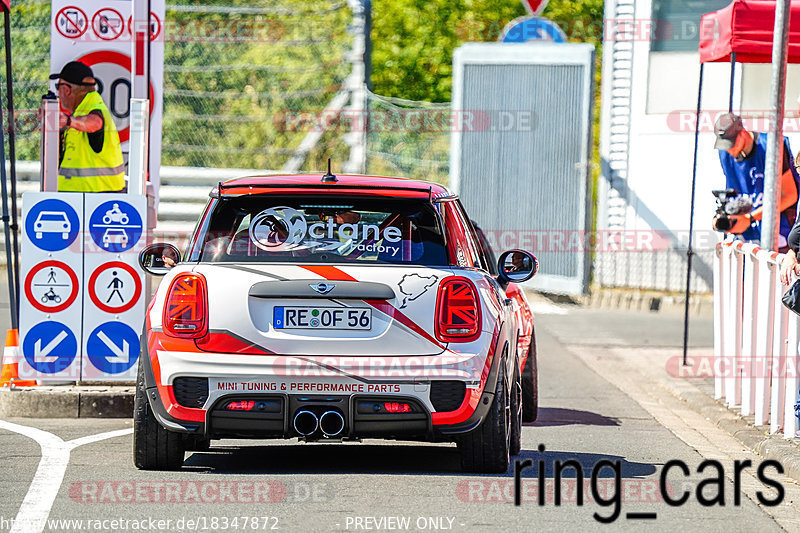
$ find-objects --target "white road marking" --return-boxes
[0,420,132,533]
[529,301,568,315]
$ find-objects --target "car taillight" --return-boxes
[435,277,481,342]
[163,273,208,339]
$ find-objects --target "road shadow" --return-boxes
[183,443,463,475]
[529,408,620,427]
[514,450,656,478]
[182,444,654,479]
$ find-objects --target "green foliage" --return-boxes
[369,0,605,188]
[161,2,351,169]
[371,0,525,103]
[371,0,604,102]
[1,1,353,170]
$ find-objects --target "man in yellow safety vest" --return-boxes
[50,61,125,192]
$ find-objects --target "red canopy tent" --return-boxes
[699,0,800,64]
[683,0,800,362]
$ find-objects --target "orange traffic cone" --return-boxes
[0,329,37,387]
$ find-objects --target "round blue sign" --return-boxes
[88,200,143,253]
[22,321,78,374]
[25,199,80,252]
[501,17,567,43]
[86,322,140,374]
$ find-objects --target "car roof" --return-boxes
[213,174,456,201]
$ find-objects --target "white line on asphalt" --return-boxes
[529,302,568,315]
[0,420,132,533]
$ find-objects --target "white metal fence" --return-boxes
[715,240,800,438]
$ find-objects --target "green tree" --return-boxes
[371,0,604,102]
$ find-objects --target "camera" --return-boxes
[712,188,753,232]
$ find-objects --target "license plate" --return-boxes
[273,306,372,330]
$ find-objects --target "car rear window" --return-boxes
[191,195,448,265]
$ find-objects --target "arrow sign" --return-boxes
[97,331,129,364]
[34,330,68,363]
[86,322,139,374]
[22,322,78,375]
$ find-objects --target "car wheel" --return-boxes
[133,359,185,470]
[459,360,511,473]
[510,362,522,456]
[522,327,538,422]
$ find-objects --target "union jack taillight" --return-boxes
[435,277,481,342]
[163,274,208,339]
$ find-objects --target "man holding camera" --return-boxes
[712,113,799,250]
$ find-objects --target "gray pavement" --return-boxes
[1,290,799,532]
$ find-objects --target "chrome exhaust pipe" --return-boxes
[319,410,345,437]
[293,410,319,436]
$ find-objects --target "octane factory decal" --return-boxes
[249,206,402,256]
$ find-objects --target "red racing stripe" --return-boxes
[299,265,446,350]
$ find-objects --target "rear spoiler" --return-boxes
[210,182,450,199]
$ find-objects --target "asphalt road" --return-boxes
[2,296,799,533]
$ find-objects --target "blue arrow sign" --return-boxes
[501,16,567,43]
[86,322,140,374]
[88,200,143,253]
[22,321,77,374]
[24,199,80,252]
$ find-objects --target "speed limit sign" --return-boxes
[49,0,164,194]
[76,50,155,144]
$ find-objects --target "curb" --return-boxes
[0,386,134,418]
[673,387,800,482]
[578,288,714,317]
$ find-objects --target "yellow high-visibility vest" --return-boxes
[58,91,125,192]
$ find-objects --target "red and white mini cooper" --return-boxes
[135,172,538,473]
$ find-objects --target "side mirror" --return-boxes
[497,250,538,287]
[138,243,181,276]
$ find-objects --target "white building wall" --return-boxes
[597,0,800,293]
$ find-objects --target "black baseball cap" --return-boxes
[49,61,96,86]
[714,113,744,150]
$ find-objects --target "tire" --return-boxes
[522,327,538,423]
[459,361,511,473]
[510,362,522,456]
[133,359,185,470]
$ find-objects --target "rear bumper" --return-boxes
[142,330,504,440]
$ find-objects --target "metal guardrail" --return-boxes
[715,240,800,438]
[0,162,278,262]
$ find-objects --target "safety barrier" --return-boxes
[0,161,277,264]
[715,241,800,438]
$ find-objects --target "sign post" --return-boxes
[39,94,60,192]
[49,0,164,203]
[18,193,84,381]
[81,194,146,381]
[19,192,147,381]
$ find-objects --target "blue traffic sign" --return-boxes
[88,200,143,253]
[501,16,567,43]
[86,322,139,374]
[22,321,77,374]
[24,199,80,252]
